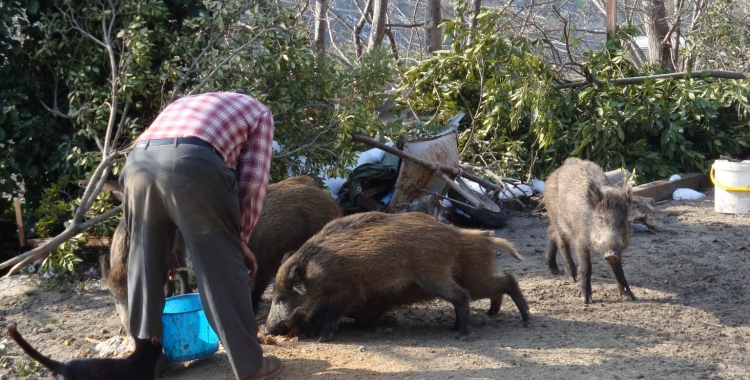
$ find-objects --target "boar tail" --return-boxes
[489,237,523,261]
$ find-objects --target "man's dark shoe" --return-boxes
[241,355,282,380]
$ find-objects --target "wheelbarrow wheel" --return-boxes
[446,188,508,228]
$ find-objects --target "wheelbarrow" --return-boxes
[353,131,508,228]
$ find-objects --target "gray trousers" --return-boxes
[120,142,263,379]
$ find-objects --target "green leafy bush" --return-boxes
[399,10,750,182]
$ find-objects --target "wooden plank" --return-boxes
[25,237,113,249]
[632,173,711,201]
[14,198,26,247]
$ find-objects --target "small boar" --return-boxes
[543,157,636,304]
[247,175,342,313]
[265,211,529,342]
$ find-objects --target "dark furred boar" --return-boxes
[265,211,529,342]
[247,175,342,313]
[543,157,636,304]
[101,175,342,332]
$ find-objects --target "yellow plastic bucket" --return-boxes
[711,160,750,214]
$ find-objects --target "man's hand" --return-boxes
[242,244,258,279]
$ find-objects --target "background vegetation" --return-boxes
[1,0,748,273]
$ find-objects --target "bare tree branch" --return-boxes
[555,70,747,89]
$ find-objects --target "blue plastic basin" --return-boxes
[162,294,219,362]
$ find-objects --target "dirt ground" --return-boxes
[1,189,749,379]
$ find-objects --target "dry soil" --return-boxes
[1,190,748,379]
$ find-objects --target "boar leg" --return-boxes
[175,270,192,295]
[429,281,472,339]
[299,308,327,340]
[315,299,346,343]
[486,273,514,315]
[609,261,637,301]
[545,227,561,275]
[165,278,177,297]
[576,245,593,304]
[546,227,577,281]
[558,236,577,282]
[250,271,273,314]
[487,274,531,327]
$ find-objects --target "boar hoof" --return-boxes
[458,334,473,342]
[603,253,620,264]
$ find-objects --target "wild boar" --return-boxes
[265,211,529,342]
[248,175,342,313]
[543,157,636,304]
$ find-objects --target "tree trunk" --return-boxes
[313,0,328,56]
[354,0,373,60]
[684,0,710,70]
[366,0,388,53]
[424,0,442,54]
[470,0,481,29]
[643,0,675,71]
[384,28,399,60]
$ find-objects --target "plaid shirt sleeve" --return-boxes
[238,107,274,242]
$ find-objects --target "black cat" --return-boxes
[7,322,162,380]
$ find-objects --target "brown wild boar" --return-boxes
[101,175,342,332]
[543,157,636,304]
[247,175,342,313]
[264,211,529,342]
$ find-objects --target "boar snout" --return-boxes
[603,251,620,263]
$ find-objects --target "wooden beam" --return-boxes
[632,173,711,201]
[14,198,26,247]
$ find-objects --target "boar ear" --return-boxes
[280,251,294,265]
[293,283,307,295]
[586,182,603,207]
[99,254,110,280]
[624,185,633,200]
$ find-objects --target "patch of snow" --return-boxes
[673,188,705,201]
[323,177,347,200]
[669,174,682,182]
[530,179,545,193]
[497,184,534,200]
[356,147,387,166]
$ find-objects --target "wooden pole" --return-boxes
[14,197,26,247]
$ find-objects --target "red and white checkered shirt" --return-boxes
[137,92,274,242]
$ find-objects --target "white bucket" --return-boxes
[711,160,750,214]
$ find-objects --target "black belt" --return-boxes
[134,137,217,154]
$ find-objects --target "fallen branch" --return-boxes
[1,206,122,277]
[555,70,747,89]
